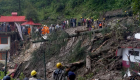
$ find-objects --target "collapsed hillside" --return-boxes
[8,14,140,80]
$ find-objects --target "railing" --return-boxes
[0,25,16,32]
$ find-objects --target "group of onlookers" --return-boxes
[0,23,13,32]
[61,17,105,30]
[21,17,106,37]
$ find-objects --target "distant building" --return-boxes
[0,12,26,60]
[116,46,140,77]
[116,47,140,68]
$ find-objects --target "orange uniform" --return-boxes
[28,27,31,35]
[99,23,102,26]
[42,26,50,35]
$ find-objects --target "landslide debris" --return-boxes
[10,15,140,80]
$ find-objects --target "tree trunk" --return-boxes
[86,55,91,73]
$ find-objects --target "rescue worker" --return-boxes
[94,19,98,29]
[99,22,102,28]
[80,17,85,26]
[91,17,93,26]
[52,62,66,80]
[65,67,76,80]
[28,27,31,36]
[3,76,11,80]
[29,70,38,80]
[68,71,76,80]
[70,18,73,27]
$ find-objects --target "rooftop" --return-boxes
[0,12,26,22]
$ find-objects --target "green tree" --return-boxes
[24,2,39,22]
[132,0,140,14]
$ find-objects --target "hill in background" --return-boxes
[0,0,132,24]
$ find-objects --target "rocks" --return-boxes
[65,26,87,35]
[96,33,103,38]
[93,71,122,80]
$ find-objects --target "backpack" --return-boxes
[53,69,65,80]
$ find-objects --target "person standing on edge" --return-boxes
[28,27,31,36]
[72,18,75,27]
[91,17,93,26]
[99,22,102,28]
[67,20,69,28]
[70,18,73,27]
[86,18,89,28]
[80,17,83,26]
[52,62,66,80]
[29,70,38,80]
[74,18,76,27]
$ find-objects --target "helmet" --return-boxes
[31,70,37,76]
[3,76,11,80]
[81,17,82,18]
[97,19,98,20]
[56,62,62,68]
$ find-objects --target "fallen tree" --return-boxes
[31,29,104,43]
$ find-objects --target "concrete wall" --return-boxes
[0,36,10,50]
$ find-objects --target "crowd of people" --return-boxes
[0,23,14,32]
[2,63,76,80]
[56,17,105,31]
[11,17,106,38]
[0,17,105,37]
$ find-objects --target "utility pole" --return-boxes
[43,46,47,80]
[41,42,47,80]
[5,51,8,76]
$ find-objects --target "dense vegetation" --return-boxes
[0,0,138,23]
